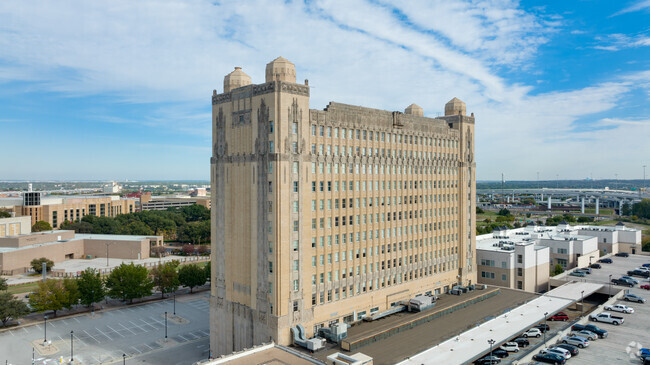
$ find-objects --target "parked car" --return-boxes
[523,328,542,338]
[561,336,590,348]
[491,349,509,358]
[621,276,640,284]
[570,271,587,277]
[551,343,579,356]
[642,263,650,268]
[639,348,650,357]
[513,337,530,347]
[540,347,571,359]
[474,356,501,365]
[535,323,551,333]
[628,269,650,278]
[500,342,519,353]
[623,293,646,303]
[533,352,567,364]
[549,312,569,321]
[589,312,624,325]
[570,330,598,341]
[571,323,608,338]
[616,252,630,257]
[640,284,650,290]
[599,258,613,263]
[577,267,592,274]
[590,263,602,269]
[604,304,634,313]
[612,277,636,287]
[637,267,650,273]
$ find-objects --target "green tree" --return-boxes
[551,264,564,276]
[476,207,485,214]
[497,208,511,216]
[0,277,7,291]
[31,220,52,232]
[0,292,30,326]
[62,278,79,309]
[77,268,105,307]
[59,220,94,233]
[151,261,180,298]
[577,216,594,223]
[0,211,11,218]
[105,263,154,303]
[631,199,650,219]
[204,261,211,281]
[178,264,206,293]
[30,257,54,274]
[29,279,69,316]
[621,202,632,216]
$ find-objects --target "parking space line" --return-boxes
[90,355,100,364]
[130,345,142,354]
[22,327,28,334]
[35,324,42,330]
[96,327,113,341]
[118,323,137,335]
[106,325,125,337]
[129,320,149,333]
[49,321,56,327]
[178,334,189,341]
[73,317,81,323]
[8,330,15,336]
[143,343,153,350]
[83,329,100,343]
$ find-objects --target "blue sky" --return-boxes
[0,0,648,181]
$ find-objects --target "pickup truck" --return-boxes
[627,269,650,278]
[571,323,608,338]
[589,312,624,325]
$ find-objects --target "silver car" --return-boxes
[561,336,589,348]
[571,330,597,341]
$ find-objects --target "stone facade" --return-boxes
[210,57,476,356]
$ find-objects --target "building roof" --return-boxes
[616,221,625,226]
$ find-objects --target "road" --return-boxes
[0,292,210,365]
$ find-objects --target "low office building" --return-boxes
[476,222,643,292]
[0,216,162,275]
[138,193,211,211]
[0,191,137,228]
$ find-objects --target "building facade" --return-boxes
[210,57,477,356]
[0,193,137,228]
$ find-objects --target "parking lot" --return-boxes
[0,293,211,364]
[568,254,650,291]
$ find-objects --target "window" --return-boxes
[293,300,299,312]
[293,181,299,193]
[502,274,507,281]
[517,254,523,264]
[293,220,299,231]
[517,281,523,290]
[517,268,523,276]
[269,141,274,153]
[292,122,298,134]
[293,280,299,291]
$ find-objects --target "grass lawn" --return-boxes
[6,281,41,295]
[584,208,614,215]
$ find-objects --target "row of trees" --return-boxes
[32,262,211,314]
[59,205,210,243]
[621,199,650,219]
[0,278,31,326]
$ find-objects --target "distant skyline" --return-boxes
[1,1,648,180]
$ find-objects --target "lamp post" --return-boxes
[581,290,585,317]
[105,242,111,267]
[164,311,168,341]
[173,293,176,316]
[43,315,48,345]
[70,330,74,362]
[123,353,126,365]
[544,312,548,347]
[488,339,495,360]
[609,274,612,298]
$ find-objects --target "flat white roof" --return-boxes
[397,282,602,365]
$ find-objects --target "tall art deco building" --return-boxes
[210,57,476,356]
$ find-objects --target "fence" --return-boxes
[341,288,500,352]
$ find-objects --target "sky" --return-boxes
[0,0,649,181]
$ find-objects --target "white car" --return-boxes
[571,330,598,341]
[604,304,634,314]
[522,328,542,338]
[540,347,571,359]
[500,342,519,352]
[637,267,650,272]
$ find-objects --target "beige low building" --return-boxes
[0,192,138,228]
[0,216,162,275]
[210,57,477,356]
[139,193,211,211]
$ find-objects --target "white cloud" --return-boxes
[593,32,650,51]
[0,0,648,180]
[612,0,650,16]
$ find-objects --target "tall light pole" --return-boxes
[644,165,647,194]
[70,330,74,362]
[488,339,495,360]
[543,312,548,346]
[164,311,168,341]
[105,242,111,267]
[581,290,585,317]
[173,293,176,316]
[123,353,126,365]
[43,315,48,345]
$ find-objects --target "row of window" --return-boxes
[310,246,458,268]
[309,144,457,159]
[307,162,457,177]
[310,124,458,149]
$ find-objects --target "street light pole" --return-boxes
[165,311,168,341]
[43,316,48,344]
[123,353,126,365]
[106,242,110,267]
[70,330,74,362]
[488,339,495,360]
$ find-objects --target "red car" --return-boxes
[549,312,569,321]
[641,284,650,290]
